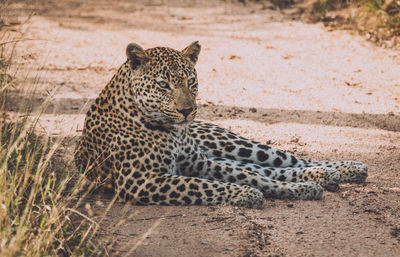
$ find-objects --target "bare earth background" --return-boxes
[3,0,400,256]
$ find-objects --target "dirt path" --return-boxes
[4,0,400,256]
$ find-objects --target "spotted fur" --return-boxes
[75,42,368,208]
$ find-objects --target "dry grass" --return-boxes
[0,29,160,257]
[0,20,103,257]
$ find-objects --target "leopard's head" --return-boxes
[125,42,200,126]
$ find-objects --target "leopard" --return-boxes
[74,41,368,209]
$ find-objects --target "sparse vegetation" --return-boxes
[0,15,100,257]
[360,0,400,36]
[309,0,400,45]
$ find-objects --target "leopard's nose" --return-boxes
[177,107,193,118]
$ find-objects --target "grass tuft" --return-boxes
[0,15,100,257]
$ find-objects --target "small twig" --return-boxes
[0,38,51,46]
[112,231,129,237]
[129,213,185,221]
[65,208,99,226]
[205,216,231,223]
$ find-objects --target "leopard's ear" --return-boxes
[126,43,149,70]
[182,41,201,65]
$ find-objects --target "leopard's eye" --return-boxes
[188,78,196,86]
[158,81,171,90]
[187,77,198,96]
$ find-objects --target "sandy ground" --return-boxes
[3,0,400,256]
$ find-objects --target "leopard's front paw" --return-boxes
[305,167,340,192]
[337,161,368,183]
[232,186,265,209]
[288,182,324,200]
